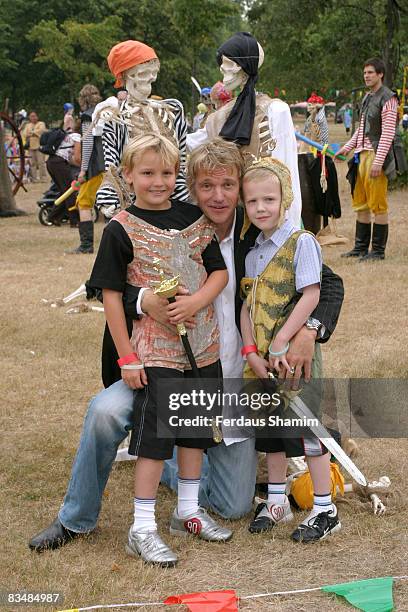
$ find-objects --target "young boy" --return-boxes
[240,157,341,543]
[89,132,231,566]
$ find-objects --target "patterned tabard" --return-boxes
[113,210,220,369]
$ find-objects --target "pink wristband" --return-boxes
[117,352,139,367]
[241,344,257,357]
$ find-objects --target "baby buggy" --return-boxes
[37,182,99,226]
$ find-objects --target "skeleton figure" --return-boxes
[187,32,302,229]
[95,40,188,217]
[303,92,329,146]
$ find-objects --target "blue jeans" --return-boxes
[59,380,258,532]
[162,439,258,519]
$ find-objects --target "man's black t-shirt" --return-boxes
[89,199,226,292]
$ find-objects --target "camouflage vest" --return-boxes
[240,230,312,377]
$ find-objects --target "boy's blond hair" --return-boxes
[187,137,244,197]
[121,132,180,174]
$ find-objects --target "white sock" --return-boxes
[267,482,287,505]
[132,497,157,533]
[177,477,200,517]
[309,493,333,518]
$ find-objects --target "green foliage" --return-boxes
[0,0,243,121]
[27,16,122,87]
[1,0,406,121]
[247,0,408,100]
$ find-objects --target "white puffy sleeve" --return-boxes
[186,127,209,152]
[268,100,301,229]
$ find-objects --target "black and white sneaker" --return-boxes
[249,500,294,534]
[291,506,341,543]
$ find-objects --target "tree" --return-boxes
[27,16,122,98]
[247,0,408,98]
[0,125,25,217]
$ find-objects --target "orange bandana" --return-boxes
[107,40,158,87]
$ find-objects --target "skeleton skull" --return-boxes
[220,56,248,92]
[124,59,160,101]
[220,43,265,93]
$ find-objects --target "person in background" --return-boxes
[343,105,352,135]
[63,103,75,132]
[46,121,81,227]
[193,102,209,131]
[67,84,105,254]
[22,111,48,182]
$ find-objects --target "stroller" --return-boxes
[37,181,99,226]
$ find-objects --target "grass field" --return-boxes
[1,123,408,611]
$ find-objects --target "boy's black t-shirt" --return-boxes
[89,199,226,292]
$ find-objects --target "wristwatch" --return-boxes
[305,317,322,333]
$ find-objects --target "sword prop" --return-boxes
[152,260,222,443]
[191,76,202,96]
[295,131,347,160]
[54,178,84,206]
[291,394,367,486]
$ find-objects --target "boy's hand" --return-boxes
[247,353,269,379]
[167,294,199,324]
[142,288,196,329]
[268,337,290,374]
[121,365,147,389]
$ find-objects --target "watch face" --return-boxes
[306,318,321,331]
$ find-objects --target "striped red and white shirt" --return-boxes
[343,95,398,167]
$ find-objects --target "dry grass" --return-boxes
[1,124,408,612]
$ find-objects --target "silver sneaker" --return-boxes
[125,528,178,567]
[169,507,233,542]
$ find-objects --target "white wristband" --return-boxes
[120,363,144,370]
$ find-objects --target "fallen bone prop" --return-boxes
[41,282,103,312]
[256,469,391,515]
[343,476,391,516]
[65,303,104,315]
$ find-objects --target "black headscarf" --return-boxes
[216,32,259,146]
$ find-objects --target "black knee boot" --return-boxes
[359,223,388,261]
[341,221,371,258]
[66,221,94,254]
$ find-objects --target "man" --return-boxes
[29,138,344,552]
[22,111,47,182]
[337,58,402,261]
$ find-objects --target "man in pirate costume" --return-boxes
[29,138,344,553]
[240,156,340,542]
[95,39,188,218]
[336,57,407,261]
[187,31,302,229]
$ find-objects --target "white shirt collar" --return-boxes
[216,210,236,244]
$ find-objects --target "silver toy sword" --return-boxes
[291,395,367,486]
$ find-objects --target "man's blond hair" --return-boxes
[187,137,244,196]
[121,132,180,173]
